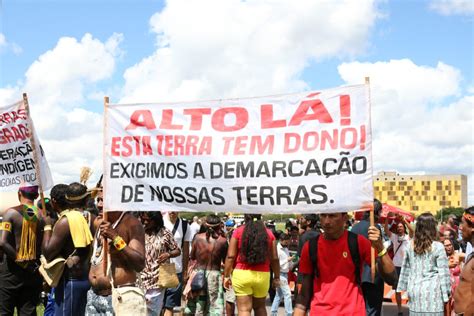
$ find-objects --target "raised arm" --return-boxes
[402,217,414,239]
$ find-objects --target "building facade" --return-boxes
[373,171,468,215]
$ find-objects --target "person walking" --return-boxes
[139,212,181,316]
[293,212,395,316]
[42,183,94,316]
[351,199,394,316]
[223,214,280,316]
[163,211,192,316]
[396,213,451,316]
[0,185,44,315]
[270,233,293,316]
[384,214,414,316]
[184,215,227,316]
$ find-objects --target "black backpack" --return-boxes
[308,231,361,286]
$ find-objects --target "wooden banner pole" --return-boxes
[23,93,46,217]
[103,96,109,276]
[365,77,376,282]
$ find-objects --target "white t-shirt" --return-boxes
[466,241,473,256]
[164,216,192,273]
[390,233,410,267]
[189,222,201,241]
[277,243,291,273]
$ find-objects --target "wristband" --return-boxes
[113,236,127,251]
[44,225,52,232]
[0,222,12,232]
[377,248,387,257]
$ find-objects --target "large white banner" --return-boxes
[104,84,373,213]
[0,100,54,192]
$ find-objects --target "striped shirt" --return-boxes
[141,227,179,290]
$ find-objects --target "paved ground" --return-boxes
[264,300,409,315]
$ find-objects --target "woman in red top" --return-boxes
[224,214,280,316]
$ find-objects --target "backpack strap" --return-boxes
[181,219,188,248]
[309,232,361,286]
[347,231,361,286]
[309,235,320,278]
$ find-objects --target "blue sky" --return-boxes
[0,0,473,204]
[2,0,472,93]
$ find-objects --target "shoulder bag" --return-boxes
[38,250,76,288]
[191,239,216,292]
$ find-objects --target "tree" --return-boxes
[435,207,464,223]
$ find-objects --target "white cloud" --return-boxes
[429,0,474,16]
[0,33,6,47]
[121,0,380,103]
[338,59,474,204]
[0,33,23,55]
[0,33,122,186]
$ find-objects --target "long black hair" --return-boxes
[241,214,268,264]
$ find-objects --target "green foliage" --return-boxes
[178,212,213,221]
[262,213,299,221]
[177,212,299,222]
[435,207,465,222]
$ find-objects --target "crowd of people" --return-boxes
[0,183,472,316]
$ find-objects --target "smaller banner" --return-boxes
[0,100,54,192]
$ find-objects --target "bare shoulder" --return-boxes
[123,213,142,227]
[218,235,227,244]
[121,213,144,240]
[3,206,22,222]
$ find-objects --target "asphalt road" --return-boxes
[265,300,409,315]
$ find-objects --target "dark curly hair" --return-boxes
[67,182,89,208]
[414,212,438,255]
[240,214,268,264]
[139,212,164,233]
[51,184,69,209]
[464,206,474,227]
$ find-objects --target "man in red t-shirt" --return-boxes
[293,213,395,316]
